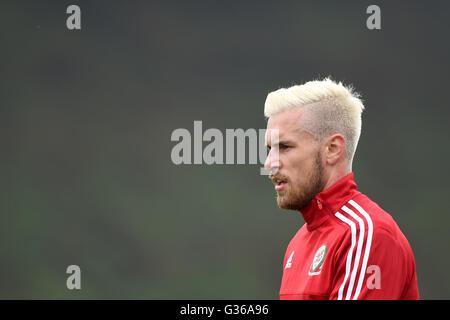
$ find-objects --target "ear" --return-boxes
[324,134,346,165]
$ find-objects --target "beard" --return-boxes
[276,150,326,211]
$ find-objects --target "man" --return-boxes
[264,78,419,300]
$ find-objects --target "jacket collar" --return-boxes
[299,172,359,232]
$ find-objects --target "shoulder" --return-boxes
[331,193,413,257]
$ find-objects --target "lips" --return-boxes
[275,181,287,191]
[271,177,287,191]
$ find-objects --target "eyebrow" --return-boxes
[267,140,292,148]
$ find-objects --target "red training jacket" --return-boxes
[279,172,419,300]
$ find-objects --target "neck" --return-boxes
[322,164,351,191]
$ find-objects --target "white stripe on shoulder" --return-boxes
[334,211,357,300]
[348,199,374,300]
[341,205,365,300]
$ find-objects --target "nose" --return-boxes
[264,148,280,174]
[264,151,271,170]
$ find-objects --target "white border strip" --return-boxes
[348,200,374,300]
[334,212,357,300]
[341,205,365,300]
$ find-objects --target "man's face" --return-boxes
[265,108,326,211]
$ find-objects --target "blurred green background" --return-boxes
[1,0,449,299]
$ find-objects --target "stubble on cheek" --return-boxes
[275,150,325,211]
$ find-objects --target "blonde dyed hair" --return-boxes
[264,77,365,164]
